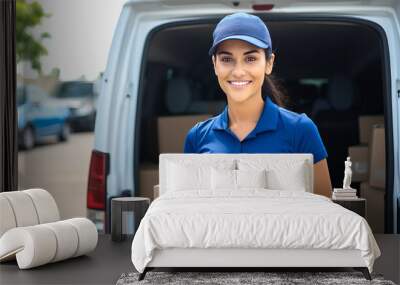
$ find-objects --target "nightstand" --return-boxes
[332,198,366,218]
[111,197,150,242]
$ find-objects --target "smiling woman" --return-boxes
[213,41,274,109]
[184,12,333,198]
[212,40,275,142]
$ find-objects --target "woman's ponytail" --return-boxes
[261,52,289,108]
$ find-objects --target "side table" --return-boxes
[111,197,150,241]
[332,197,366,218]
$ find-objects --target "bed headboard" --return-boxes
[159,153,314,195]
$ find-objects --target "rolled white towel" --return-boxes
[0,188,60,238]
[24,188,60,223]
[0,196,17,237]
[42,220,79,262]
[0,218,98,269]
[0,191,39,227]
[64,218,98,257]
[0,225,57,269]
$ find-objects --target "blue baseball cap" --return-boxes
[209,12,272,56]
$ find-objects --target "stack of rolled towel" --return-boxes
[0,188,98,269]
[332,188,358,199]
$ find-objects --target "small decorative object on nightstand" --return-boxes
[342,156,355,190]
[332,197,366,218]
[332,156,366,217]
[332,156,358,200]
[111,197,150,242]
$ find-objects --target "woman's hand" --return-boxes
[314,159,333,198]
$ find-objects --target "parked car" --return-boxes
[17,84,71,150]
[87,0,400,233]
[51,81,97,132]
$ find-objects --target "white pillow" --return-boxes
[211,168,236,190]
[166,159,236,192]
[166,162,210,191]
[236,169,267,188]
[266,163,307,191]
[211,168,267,190]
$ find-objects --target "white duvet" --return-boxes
[131,189,381,273]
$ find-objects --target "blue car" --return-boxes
[17,84,71,150]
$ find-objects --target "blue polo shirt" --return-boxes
[183,96,328,164]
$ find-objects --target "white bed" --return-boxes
[131,154,381,280]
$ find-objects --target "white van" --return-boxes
[86,0,400,234]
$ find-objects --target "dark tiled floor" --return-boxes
[373,234,400,284]
[0,235,134,285]
[0,234,399,285]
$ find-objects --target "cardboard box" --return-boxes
[158,114,212,153]
[369,125,385,189]
[138,163,159,201]
[358,115,384,144]
[347,145,369,182]
[360,182,385,233]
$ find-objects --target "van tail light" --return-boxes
[87,150,109,210]
[252,4,274,11]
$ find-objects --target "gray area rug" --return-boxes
[116,271,396,285]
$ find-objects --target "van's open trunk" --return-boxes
[138,16,385,188]
[133,15,390,235]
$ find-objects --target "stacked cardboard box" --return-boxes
[347,145,369,182]
[368,125,385,188]
[347,115,384,182]
[138,114,212,200]
[348,116,385,233]
[362,124,385,233]
[358,115,384,144]
[360,181,385,233]
[138,162,159,201]
[157,114,212,153]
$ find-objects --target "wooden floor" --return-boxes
[0,234,398,285]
